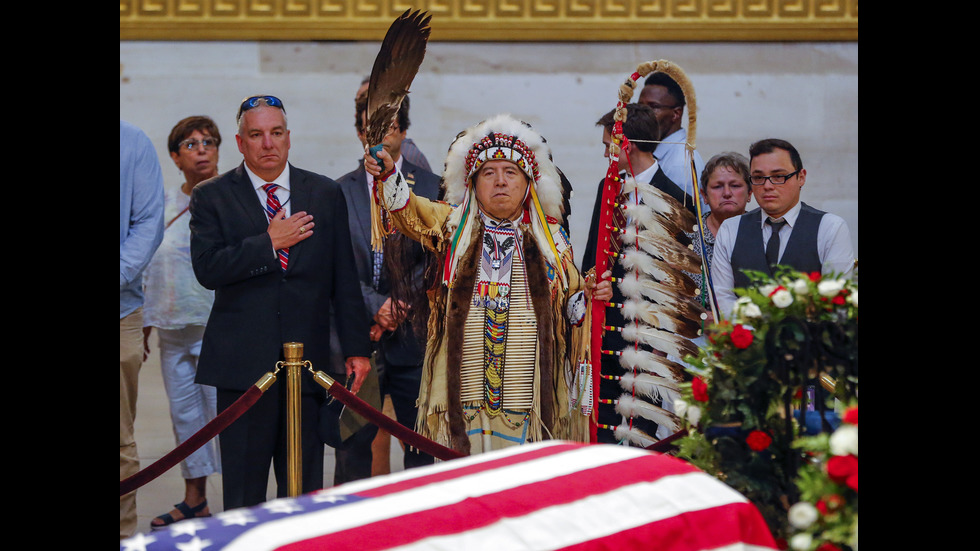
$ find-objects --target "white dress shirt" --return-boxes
[244,163,292,219]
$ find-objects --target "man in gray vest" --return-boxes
[711,138,855,317]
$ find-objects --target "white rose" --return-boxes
[790,278,810,296]
[686,405,702,426]
[734,297,762,319]
[817,278,845,297]
[849,290,858,307]
[788,501,819,529]
[759,283,778,297]
[829,425,859,456]
[789,533,813,550]
[674,399,688,419]
[771,288,794,308]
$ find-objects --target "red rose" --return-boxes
[826,454,858,484]
[730,324,754,349]
[809,271,822,282]
[816,544,841,551]
[745,430,772,451]
[832,295,846,305]
[846,472,858,492]
[691,377,709,402]
[842,406,858,425]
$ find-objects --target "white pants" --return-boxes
[157,325,221,479]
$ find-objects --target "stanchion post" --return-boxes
[282,342,304,497]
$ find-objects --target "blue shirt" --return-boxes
[120,120,165,318]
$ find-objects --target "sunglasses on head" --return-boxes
[237,95,286,121]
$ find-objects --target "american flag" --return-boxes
[121,441,777,550]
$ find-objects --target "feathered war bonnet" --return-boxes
[440,114,569,288]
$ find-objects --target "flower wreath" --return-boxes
[672,267,858,546]
[786,404,858,551]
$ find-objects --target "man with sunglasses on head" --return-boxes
[710,138,855,317]
[189,95,372,510]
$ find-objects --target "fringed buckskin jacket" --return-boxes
[374,170,593,455]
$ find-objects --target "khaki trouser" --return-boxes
[120,308,143,539]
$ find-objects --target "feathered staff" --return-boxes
[365,8,432,252]
[590,60,712,445]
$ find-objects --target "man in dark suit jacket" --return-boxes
[328,95,442,483]
[582,104,700,445]
[190,95,372,509]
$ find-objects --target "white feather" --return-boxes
[621,298,702,338]
[621,323,701,361]
[620,226,702,274]
[620,372,681,403]
[617,275,706,323]
[614,394,681,432]
[620,248,699,296]
[618,347,686,381]
[613,422,660,447]
[631,177,698,231]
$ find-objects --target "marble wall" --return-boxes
[120,40,858,263]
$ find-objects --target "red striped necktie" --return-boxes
[263,183,289,271]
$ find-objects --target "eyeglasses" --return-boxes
[178,138,218,151]
[237,95,286,121]
[750,169,801,186]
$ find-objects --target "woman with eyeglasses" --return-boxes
[141,115,222,530]
[685,151,753,319]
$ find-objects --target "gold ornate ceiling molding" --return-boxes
[120,0,857,42]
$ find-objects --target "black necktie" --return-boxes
[765,218,786,270]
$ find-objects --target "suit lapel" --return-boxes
[230,164,270,233]
[347,166,372,246]
[284,164,310,272]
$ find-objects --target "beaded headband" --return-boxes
[464,132,540,185]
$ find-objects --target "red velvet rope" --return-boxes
[324,379,465,461]
[119,385,264,496]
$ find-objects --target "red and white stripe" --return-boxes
[224,441,777,551]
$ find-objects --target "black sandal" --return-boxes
[150,500,210,530]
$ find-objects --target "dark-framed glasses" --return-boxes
[750,169,801,186]
[178,137,218,151]
[237,95,286,121]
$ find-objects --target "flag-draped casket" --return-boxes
[121,441,777,550]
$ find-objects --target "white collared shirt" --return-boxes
[244,163,291,219]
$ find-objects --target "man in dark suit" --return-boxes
[582,103,700,445]
[329,95,441,482]
[190,95,372,509]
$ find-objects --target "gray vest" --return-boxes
[731,202,825,288]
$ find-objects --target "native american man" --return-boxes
[364,114,611,455]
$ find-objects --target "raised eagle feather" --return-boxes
[365,9,432,153]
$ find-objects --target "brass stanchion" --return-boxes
[279,342,308,497]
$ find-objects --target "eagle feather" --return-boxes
[365,9,432,151]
